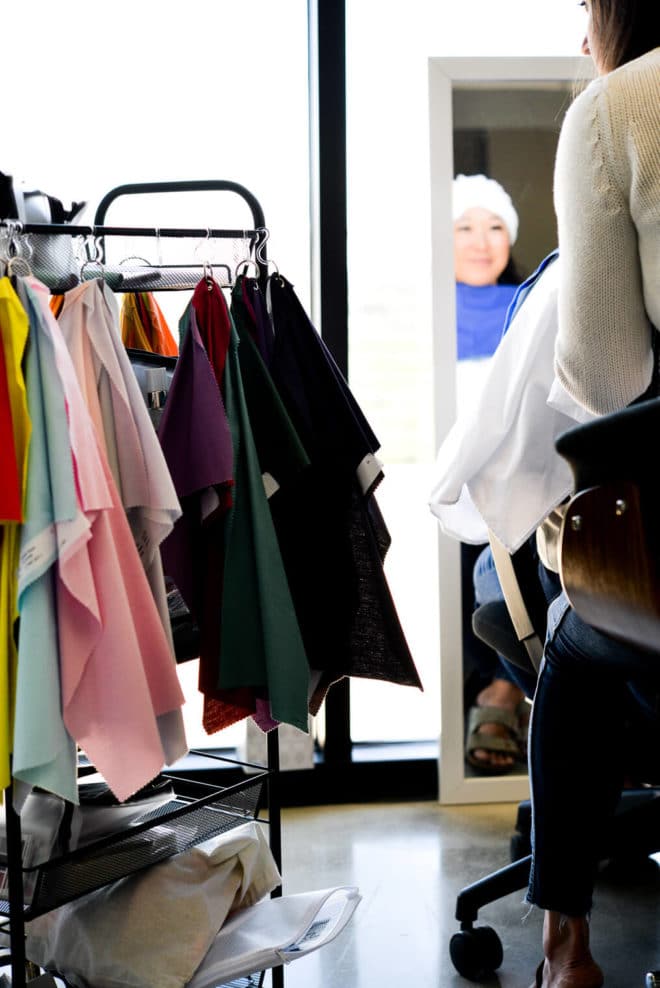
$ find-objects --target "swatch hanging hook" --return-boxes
[203,258,215,291]
[255,226,280,278]
[6,254,32,278]
[20,232,34,265]
[255,227,269,265]
[235,258,260,280]
[80,234,105,283]
[93,232,106,266]
[194,228,215,289]
[6,220,24,259]
[193,228,213,260]
[5,222,32,276]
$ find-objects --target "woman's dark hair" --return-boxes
[498,256,522,286]
[591,0,660,73]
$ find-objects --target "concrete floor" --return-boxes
[266,800,660,988]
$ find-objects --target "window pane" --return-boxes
[4,0,311,306]
[346,1,440,744]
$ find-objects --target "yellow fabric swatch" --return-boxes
[0,278,31,792]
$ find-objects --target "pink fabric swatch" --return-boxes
[32,281,186,802]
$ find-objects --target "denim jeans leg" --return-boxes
[473,545,503,607]
[526,607,659,915]
[472,545,539,693]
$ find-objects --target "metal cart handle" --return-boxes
[93,179,266,231]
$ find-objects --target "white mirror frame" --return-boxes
[429,56,593,804]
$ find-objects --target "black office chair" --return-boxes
[449,396,660,983]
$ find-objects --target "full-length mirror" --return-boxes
[429,57,593,804]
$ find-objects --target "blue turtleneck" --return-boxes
[455,282,517,361]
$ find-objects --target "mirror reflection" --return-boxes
[453,82,575,777]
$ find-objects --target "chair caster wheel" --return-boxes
[646,973,660,987]
[449,925,504,980]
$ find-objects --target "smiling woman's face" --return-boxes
[453,207,511,286]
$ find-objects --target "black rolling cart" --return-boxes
[0,180,286,988]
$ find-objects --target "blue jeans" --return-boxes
[526,602,660,915]
[472,545,538,697]
[473,545,503,606]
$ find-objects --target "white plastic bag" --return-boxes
[187,886,361,988]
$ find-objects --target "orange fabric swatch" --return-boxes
[120,293,178,356]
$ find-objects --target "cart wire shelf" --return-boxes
[0,751,269,923]
[218,974,265,988]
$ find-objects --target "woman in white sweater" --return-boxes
[528,4,660,986]
[553,21,660,416]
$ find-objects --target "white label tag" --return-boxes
[356,453,384,495]
[57,513,92,558]
[262,472,280,499]
[18,525,57,588]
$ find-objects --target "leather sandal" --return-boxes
[465,705,523,774]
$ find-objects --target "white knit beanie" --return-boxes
[452,174,519,246]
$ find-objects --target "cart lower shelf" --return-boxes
[1,752,268,922]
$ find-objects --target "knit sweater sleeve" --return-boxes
[553,58,658,415]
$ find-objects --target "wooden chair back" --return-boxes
[556,397,660,653]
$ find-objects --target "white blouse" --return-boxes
[429,260,594,552]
